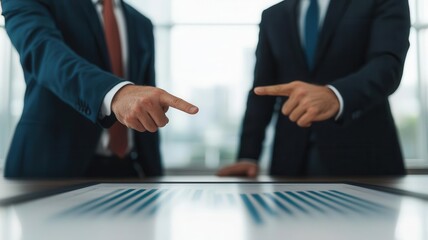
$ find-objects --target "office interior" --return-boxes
[1,0,428,174]
[1,1,428,240]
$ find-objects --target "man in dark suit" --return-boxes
[2,0,198,178]
[218,0,410,177]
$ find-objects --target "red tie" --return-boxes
[103,0,128,158]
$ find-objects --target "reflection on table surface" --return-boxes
[1,183,428,240]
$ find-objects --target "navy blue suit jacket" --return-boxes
[2,0,163,178]
[238,0,410,176]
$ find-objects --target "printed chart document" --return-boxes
[1,183,427,240]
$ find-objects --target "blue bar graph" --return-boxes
[114,189,157,214]
[58,187,394,225]
[59,189,124,216]
[328,190,392,212]
[309,191,365,215]
[274,192,309,214]
[132,190,166,214]
[148,191,176,215]
[286,191,325,213]
[252,194,278,217]
[263,193,293,215]
[241,194,263,224]
[96,189,146,215]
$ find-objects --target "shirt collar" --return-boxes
[92,0,121,7]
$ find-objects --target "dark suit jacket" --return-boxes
[2,0,163,178]
[238,0,410,176]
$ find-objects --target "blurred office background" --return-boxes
[0,0,427,174]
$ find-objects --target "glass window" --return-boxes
[1,0,427,171]
[126,0,281,170]
[0,4,10,167]
[0,4,26,167]
[128,0,172,25]
[127,0,428,170]
[390,29,422,165]
[0,29,25,167]
[389,0,428,167]
[170,0,280,24]
[417,0,428,24]
[165,25,257,168]
[0,28,11,165]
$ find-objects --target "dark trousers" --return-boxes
[84,153,144,178]
[305,133,329,176]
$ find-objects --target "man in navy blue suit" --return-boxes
[218,0,410,177]
[2,0,198,178]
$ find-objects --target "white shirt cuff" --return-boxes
[100,81,134,118]
[326,85,344,121]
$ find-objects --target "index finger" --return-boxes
[254,84,293,97]
[161,93,199,115]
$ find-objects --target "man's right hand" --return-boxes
[111,85,199,132]
[216,161,259,178]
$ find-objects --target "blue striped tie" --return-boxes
[304,0,319,70]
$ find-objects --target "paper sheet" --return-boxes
[2,183,427,240]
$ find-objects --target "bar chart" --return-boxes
[58,186,393,224]
[3,183,425,240]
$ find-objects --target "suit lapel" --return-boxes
[313,0,351,70]
[285,0,308,71]
[78,0,111,70]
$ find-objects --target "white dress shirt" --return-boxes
[92,0,133,156]
[299,0,344,120]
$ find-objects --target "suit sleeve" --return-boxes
[329,0,410,123]
[237,11,279,161]
[2,0,124,126]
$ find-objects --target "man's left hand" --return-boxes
[254,81,339,127]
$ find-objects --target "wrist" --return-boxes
[111,84,134,115]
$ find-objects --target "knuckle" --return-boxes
[300,100,310,108]
[301,98,313,107]
[157,88,167,95]
[140,97,152,106]
[129,109,140,118]
[150,88,163,96]
[308,107,320,115]
[296,89,307,97]
[172,97,183,105]
[292,81,303,87]
[123,115,133,124]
